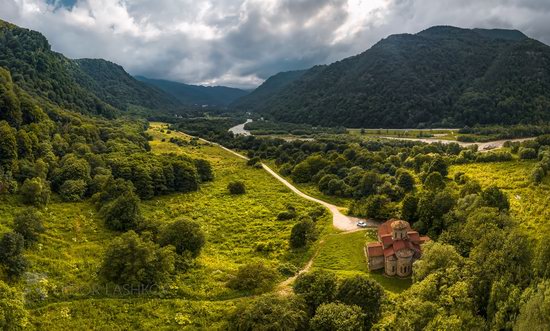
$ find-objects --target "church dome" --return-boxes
[390,220,410,230]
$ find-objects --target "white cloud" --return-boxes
[1,0,549,88]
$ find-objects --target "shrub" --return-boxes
[13,209,45,246]
[228,181,246,195]
[519,147,538,160]
[0,232,28,278]
[59,179,87,202]
[309,205,327,221]
[310,303,365,331]
[481,186,510,211]
[424,172,445,191]
[158,219,205,257]
[277,210,296,221]
[227,262,277,293]
[19,177,50,207]
[228,295,308,331]
[293,270,337,314]
[99,231,176,287]
[194,159,214,182]
[289,219,317,249]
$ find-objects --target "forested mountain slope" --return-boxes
[0,19,181,116]
[136,76,249,107]
[241,26,550,128]
[230,69,306,110]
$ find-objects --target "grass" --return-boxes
[313,229,411,293]
[450,160,550,235]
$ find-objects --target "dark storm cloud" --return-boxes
[1,0,550,88]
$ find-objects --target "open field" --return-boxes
[313,230,412,293]
[450,160,550,235]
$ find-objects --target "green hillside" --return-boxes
[0,19,182,116]
[241,26,550,128]
[136,76,249,107]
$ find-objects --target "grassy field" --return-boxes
[450,160,550,235]
[313,230,411,293]
[1,122,337,329]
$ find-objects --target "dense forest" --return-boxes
[236,26,550,128]
[136,76,249,107]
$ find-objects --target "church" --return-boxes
[366,219,430,277]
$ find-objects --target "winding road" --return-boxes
[197,137,377,231]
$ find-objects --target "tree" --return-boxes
[427,156,448,177]
[194,159,214,182]
[291,161,312,183]
[172,160,199,192]
[336,275,385,329]
[19,177,50,207]
[59,179,87,202]
[293,270,337,314]
[99,231,175,286]
[227,262,277,293]
[518,147,537,160]
[0,281,29,330]
[310,303,365,331]
[228,181,246,195]
[100,190,142,231]
[159,219,205,257]
[515,281,550,330]
[0,121,17,169]
[413,242,464,282]
[363,194,391,219]
[397,170,415,192]
[401,194,418,222]
[228,294,308,331]
[481,186,509,211]
[424,172,445,191]
[13,209,45,246]
[0,232,28,278]
[289,218,317,249]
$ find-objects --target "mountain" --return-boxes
[0,19,181,117]
[136,76,249,107]
[230,69,306,110]
[239,26,550,128]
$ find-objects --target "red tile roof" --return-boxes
[367,242,384,257]
[407,231,420,243]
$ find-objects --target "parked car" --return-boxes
[357,221,368,228]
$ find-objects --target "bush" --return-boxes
[227,262,277,293]
[228,295,308,331]
[311,303,365,331]
[0,232,28,279]
[59,179,87,202]
[519,147,538,160]
[277,263,299,277]
[293,270,337,314]
[99,231,176,287]
[289,219,318,249]
[158,219,205,257]
[481,186,510,211]
[228,181,246,195]
[277,210,296,221]
[194,159,214,182]
[19,177,50,207]
[13,209,45,246]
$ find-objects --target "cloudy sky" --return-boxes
[1,0,550,88]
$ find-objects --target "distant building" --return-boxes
[366,219,429,277]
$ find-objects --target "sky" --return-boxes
[1,0,550,89]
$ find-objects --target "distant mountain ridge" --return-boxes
[237,26,550,128]
[136,76,249,107]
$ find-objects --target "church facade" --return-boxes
[366,219,429,277]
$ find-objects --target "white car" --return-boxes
[357,221,368,228]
